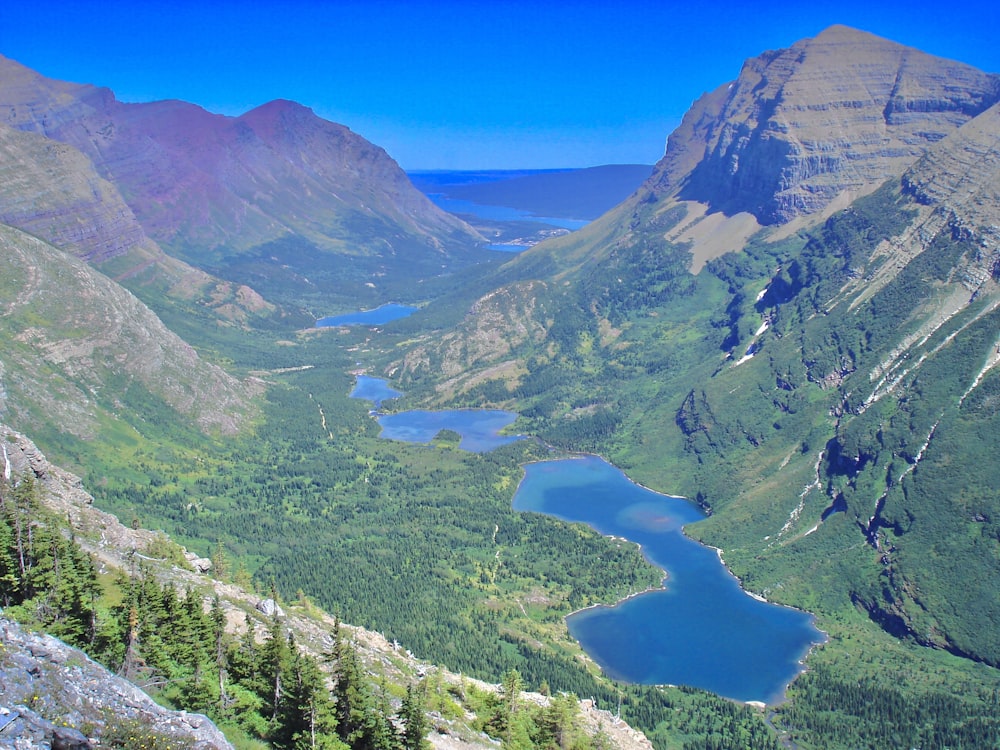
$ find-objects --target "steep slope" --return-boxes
[0,121,275,324]
[0,54,483,275]
[667,24,1000,222]
[388,26,1000,674]
[0,222,260,440]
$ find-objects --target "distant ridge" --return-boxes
[413,164,654,220]
[0,53,482,264]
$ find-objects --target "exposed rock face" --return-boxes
[651,25,1000,224]
[0,618,233,749]
[0,55,481,259]
[902,101,1000,242]
[0,123,146,264]
[0,224,261,438]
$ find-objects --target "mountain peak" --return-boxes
[242,98,316,120]
[648,27,1000,224]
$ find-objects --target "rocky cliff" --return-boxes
[653,25,1000,224]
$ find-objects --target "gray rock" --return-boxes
[0,618,232,749]
[256,598,284,618]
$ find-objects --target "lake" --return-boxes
[349,375,402,408]
[424,194,588,232]
[316,304,417,327]
[349,376,522,452]
[377,409,522,452]
[512,455,825,704]
[350,378,823,701]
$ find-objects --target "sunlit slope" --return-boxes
[0,221,260,443]
[389,29,1000,666]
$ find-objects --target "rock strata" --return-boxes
[650,25,1000,224]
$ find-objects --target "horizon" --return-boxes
[2,0,999,170]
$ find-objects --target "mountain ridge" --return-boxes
[0,52,485,304]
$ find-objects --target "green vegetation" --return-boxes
[13,171,1000,749]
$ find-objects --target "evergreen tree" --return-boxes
[400,683,428,750]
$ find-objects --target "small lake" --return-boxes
[377,409,522,453]
[316,304,417,328]
[350,375,402,408]
[513,455,824,704]
[349,377,522,452]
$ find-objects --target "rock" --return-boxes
[0,618,233,749]
[190,557,213,573]
[256,598,284,618]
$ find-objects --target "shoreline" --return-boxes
[350,372,827,706]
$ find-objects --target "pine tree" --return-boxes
[400,683,428,750]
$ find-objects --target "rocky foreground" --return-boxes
[0,618,232,750]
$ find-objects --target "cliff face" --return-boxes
[650,25,1000,223]
[902,101,1000,241]
[0,55,481,260]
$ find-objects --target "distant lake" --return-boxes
[426,194,588,232]
[350,375,402,408]
[377,409,522,453]
[316,304,417,327]
[348,376,523,452]
[513,455,824,704]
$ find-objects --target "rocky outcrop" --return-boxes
[650,25,1000,224]
[902,102,1000,243]
[0,618,233,749]
[0,55,481,259]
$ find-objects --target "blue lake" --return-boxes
[316,304,417,328]
[377,409,522,453]
[349,375,402,408]
[349,377,522,452]
[426,194,588,231]
[512,455,825,704]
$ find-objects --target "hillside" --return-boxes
[0,53,487,309]
[0,222,260,443]
[384,26,1000,747]
[0,422,652,750]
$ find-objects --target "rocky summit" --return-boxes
[655,25,1000,223]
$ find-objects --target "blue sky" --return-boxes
[2,0,998,169]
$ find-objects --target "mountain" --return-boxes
[0,119,275,326]
[0,53,485,306]
[661,24,1000,223]
[389,24,1000,691]
[0,220,261,442]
